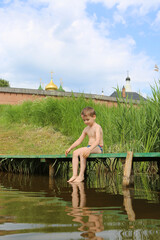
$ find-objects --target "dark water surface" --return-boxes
[0,172,160,240]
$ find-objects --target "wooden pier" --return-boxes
[0,152,160,187]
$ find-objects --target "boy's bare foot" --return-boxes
[73,176,84,183]
[67,175,78,182]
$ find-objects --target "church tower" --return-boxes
[45,72,58,91]
[125,73,132,92]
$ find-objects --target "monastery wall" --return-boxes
[0,87,139,106]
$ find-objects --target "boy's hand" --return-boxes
[83,148,91,158]
[65,149,70,157]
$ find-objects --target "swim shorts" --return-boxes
[87,145,103,153]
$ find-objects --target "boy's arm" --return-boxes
[65,130,86,156]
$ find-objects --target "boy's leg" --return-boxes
[74,155,86,182]
[68,148,85,182]
[74,146,102,183]
[67,151,79,182]
[73,147,88,182]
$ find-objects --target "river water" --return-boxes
[0,172,160,240]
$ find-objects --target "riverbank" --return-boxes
[0,122,72,155]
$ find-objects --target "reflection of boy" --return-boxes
[68,182,104,239]
[65,107,103,182]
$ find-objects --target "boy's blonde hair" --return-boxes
[81,107,96,117]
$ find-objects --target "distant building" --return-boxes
[58,84,65,92]
[38,83,43,90]
[44,73,65,92]
[45,72,58,91]
[110,75,146,101]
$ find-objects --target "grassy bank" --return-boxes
[0,92,159,154]
[0,122,72,175]
[1,81,160,173]
[0,122,71,155]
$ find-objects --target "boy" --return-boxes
[65,107,103,183]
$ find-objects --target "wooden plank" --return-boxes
[89,153,127,158]
[123,151,133,187]
[133,152,160,157]
[0,152,160,161]
[0,153,127,159]
[0,154,70,159]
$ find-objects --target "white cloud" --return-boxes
[0,0,158,96]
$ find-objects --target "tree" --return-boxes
[0,79,10,87]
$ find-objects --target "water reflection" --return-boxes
[0,172,160,239]
[66,182,137,239]
[67,182,104,239]
[123,188,135,222]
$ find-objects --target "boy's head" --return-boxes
[81,107,96,126]
[81,107,96,117]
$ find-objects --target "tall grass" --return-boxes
[1,81,160,173]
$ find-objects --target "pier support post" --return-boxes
[123,151,133,187]
[49,161,54,178]
[48,160,56,190]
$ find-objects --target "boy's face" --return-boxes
[81,114,96,126]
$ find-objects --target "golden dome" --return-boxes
[45,72,58,90]
[45,79,58,90]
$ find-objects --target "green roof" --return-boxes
[58,84,65,92]
[38,84,43,90]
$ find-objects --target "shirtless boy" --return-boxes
[65,107,103,183]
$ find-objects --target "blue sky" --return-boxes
[0,0,160,97]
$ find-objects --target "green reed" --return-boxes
[0,158,49,175]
